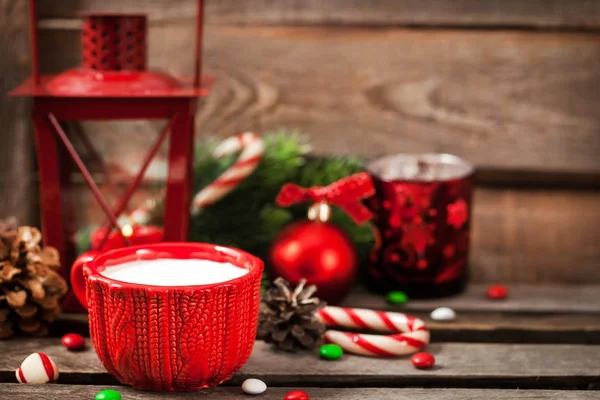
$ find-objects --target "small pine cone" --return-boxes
[38,306,62,323]
[0,261,21,282]
[14,304,37,318]
[0,242,9,261]
[17,317,43,334]
[28,247,60,270]
[18,316,50,336]
[258,277,326,352]
[35,266,68,298]
[0,309,9,323]
[6,290,27,308]
[0,321,13,339]
[36,295,60,310]
[29,323,49,337]
[0,224,68,338]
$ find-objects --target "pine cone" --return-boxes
[258,277,326,352]
[0,223,68,338]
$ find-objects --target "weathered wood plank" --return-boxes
[36,0,600,30]
[0,0,37,224]
[1,340,599,389]
[2,384,600,400]
[49,310,600,345]
[37,26,600,175]
[49,284,600,344]
[345,284,600,314]
[422,312,600,345]
[471,189,600,284]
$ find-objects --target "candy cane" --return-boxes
[120,132,264,225]
[192,132,264,212]
[316,306,430,357]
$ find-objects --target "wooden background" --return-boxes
[1,0,599,283]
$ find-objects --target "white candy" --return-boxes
[16,352,59,384]
[430,307,456,322]
[242,378,267,395]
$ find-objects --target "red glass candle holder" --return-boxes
[366,154,474,298]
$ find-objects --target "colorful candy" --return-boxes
[16,352,59,384]
[242,378,267,395]
[430,307,456,322]
[95,389,122,400]
[386,290,408,305]
[411,352,435,369]
[487,284,508,300]
[320,343,344,360]
[284,390,310,399]
[61,333,86,351]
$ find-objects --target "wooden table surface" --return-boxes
[1,284,599,399]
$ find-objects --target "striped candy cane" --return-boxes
[120,132,264,225]
[192,132,264,212]
[316,306,430,357]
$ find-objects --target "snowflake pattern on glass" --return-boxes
[367,167,473,292]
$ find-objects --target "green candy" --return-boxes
[320,343,343,360]
[386,290,409,305]
[95,389,122,400]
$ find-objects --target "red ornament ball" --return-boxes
[61,333,86,351]
[269,220,357,304]
[284,390,310,400]
[486,284,508,300]
[411,352,435,369]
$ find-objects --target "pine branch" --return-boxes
[189,132,374,263]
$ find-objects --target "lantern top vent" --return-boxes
[81,13,148,72]
[10,1,209,99]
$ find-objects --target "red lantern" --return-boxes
[10,1,210,311]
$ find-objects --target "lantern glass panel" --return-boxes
[58,120,170,257]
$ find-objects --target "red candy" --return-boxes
[61,333,86,351]
[411,352,435,369]
[486,284,508,300]
[284,390,310,400]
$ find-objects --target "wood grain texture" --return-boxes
[1,339,599,388]
[2,385,600,400]
[345,284,600,314]
[36,0,600,30]
[471,189,600,283]
[0,0,37,224]
[50,284,600,345]
[37,26,600,175]
[421,312,600,345]
[50,309,600,346]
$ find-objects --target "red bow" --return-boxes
[275,172,376,224]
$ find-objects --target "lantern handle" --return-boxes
[193,0,204,89]
[29,0,40,85]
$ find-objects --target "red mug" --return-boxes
[71,242,263,391]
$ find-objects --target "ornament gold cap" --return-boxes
[308,202,331,223]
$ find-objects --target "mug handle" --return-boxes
[70,251,100,311]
